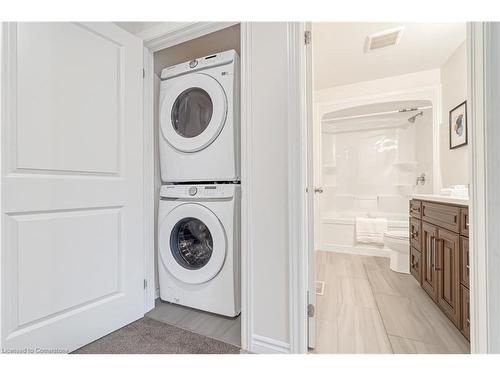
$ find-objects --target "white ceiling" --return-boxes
[313,22,466,90]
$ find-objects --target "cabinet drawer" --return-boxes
[460,236,469,288]
[422,201,460,232]
[410,217,421,250]
[410,247,421,284]
[460,208,469,237]
[410,199,422,218]
[461,285,470,341]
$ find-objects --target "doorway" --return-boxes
[305,22,472,354]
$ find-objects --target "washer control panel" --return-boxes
[160,184,238,199]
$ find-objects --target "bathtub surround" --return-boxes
[318,100,433,256]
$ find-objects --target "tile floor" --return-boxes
[312,251,470,354]
[146,299,241,348]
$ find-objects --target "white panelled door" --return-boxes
[1,22,144,352]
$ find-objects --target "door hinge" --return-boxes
[304,30,312,45]
[308,303,315,317]
[142,68,145,78]
[143,279,148,289]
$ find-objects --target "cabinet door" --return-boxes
[461,285,470,341]
[410,247,422,283]
[436,228,461,327]
[421,222,438,300]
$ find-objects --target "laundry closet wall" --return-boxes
[241,22,302,353]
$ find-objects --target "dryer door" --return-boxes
[159,203,227,284]
[160,73,228,153]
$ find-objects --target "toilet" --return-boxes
[383,230,410,274]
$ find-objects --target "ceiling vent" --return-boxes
[364,27,404,53]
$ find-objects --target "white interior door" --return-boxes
[305,23,317,349]
[1,22,144,352]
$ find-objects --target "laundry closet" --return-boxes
[147,24,242,347]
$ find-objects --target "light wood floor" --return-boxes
[312,251,470,354]
[146,299,241,348]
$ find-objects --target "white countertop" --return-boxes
[410,194,469,206]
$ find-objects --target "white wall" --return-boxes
[440,42,468,187]
[315,69,441,103]
[244,23,293,351]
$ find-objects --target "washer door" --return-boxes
[159,203,227,284]
[160,73,228,153]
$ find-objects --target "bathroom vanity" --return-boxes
[408,195,470,341]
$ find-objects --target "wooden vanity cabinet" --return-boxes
[409,199,469,340]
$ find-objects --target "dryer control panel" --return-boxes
[160,184,239,199]
[161,50,238,80]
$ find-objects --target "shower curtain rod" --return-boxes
[322,105,432,123]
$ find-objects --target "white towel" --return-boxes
[355,217,388,245]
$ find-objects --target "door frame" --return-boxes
[467,22,500,353]
[294,22,494,353]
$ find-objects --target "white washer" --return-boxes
[159,50,240,183]
[158,183,240,317]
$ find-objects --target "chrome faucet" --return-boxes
[416,173,426,186]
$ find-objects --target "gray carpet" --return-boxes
[73,317,240,354]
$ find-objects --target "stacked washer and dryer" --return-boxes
[158,50,241,317]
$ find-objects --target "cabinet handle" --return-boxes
[430,236,435,269]
[434,238,442,271]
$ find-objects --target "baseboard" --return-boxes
[250,334,291,354]
[320,243,391,258]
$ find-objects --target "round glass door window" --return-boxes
[170,217,213,270]
[171,88,213,138]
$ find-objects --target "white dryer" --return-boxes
[158,183,240,317]
[159,50,240,183]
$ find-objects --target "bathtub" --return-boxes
[318,212,408,257]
